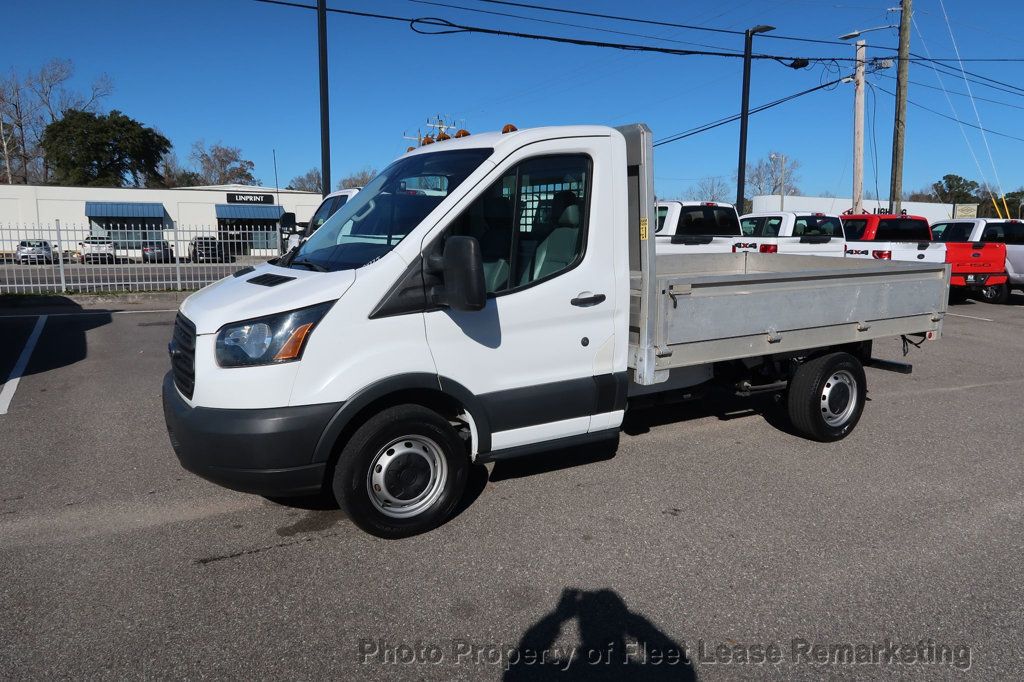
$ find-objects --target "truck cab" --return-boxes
[842,213,946,263]
[931,218,1018,303]
[738,212,846,257]
[655,201,741,254]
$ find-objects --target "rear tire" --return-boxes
[979,282,1009,304]
[787,352,866,442]
[332,404,468,538]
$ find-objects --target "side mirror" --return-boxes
[280,212,296,230]
[440,236,486,311]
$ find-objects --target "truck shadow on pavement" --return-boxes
[622,388,803,440]
[0,296,112,381]
[504,587,696,681]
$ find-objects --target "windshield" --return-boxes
[674,206,740,237]
[293,148,492,272]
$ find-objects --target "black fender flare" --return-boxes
[311,373,491,463]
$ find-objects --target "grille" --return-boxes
[248,273,295,287]
[171,314,197,399]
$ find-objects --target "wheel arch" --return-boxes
[311,373,491,466]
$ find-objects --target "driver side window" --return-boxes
[444,154,591,295]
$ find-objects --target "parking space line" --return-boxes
[0,309,178,319]
[947,312,994,322]
[0,315,47,415]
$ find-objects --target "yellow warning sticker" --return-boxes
[639,217,649,241]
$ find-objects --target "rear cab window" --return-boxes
[875,218,931,241]
[932,222,975,242]
[843,219,868,240]
[740,216,782,237]
[676,206,739,237]
[792,215,842,237]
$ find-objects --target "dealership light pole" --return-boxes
[736,25,775,211]
[317,0,331,197]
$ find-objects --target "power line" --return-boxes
[654,77,847,147]
[875,73,1024,110]
[873,85,1024,143]
[406,0,744,53]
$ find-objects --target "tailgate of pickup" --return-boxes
[642,253,949,372]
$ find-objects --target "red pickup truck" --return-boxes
[930,220,1010,303]
[841,213,946,263]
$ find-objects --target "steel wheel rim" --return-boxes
[820,369,858,427]
[366,435,448,519]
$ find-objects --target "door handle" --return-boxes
[571,293,606,307]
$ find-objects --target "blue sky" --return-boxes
[6,0,1023,201]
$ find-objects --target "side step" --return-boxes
[865,358,913,374]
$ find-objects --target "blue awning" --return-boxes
[85,201,165,218]
[215,204,284,220]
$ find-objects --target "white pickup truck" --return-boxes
[738,212,846,257]
[931,217,1024,302]
[655,201,741,254]
[164,123,948,538]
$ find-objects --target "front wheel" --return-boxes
[787,352,866,442]
[979,282,1009,304]
[332,404,468,538]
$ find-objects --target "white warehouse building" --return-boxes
[0,183,322,259]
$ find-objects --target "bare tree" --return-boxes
[742,152,800,199]
[190,141,260,186]
[0,59,112,183]
[159,152,203,187]
[684,176,731,203]
[287,167,322,193]
[337,167,376,190]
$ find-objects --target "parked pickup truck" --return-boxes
[164,123,948,538]
[655,201,741,254]
[931,218,1019,303]
[738,212,846,257]
[842,213,946,263]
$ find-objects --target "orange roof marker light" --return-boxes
[454,129,471,138]
[421,135,435,145]
[436,131,451,141]
[501,123,518,134]
[406,146,416,153]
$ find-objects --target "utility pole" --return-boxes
[853,40,866,214]
[735,24,775,211]
[888,0,912,213]
[317,0,331,198]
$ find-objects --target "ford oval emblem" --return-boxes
[917,254,924,259]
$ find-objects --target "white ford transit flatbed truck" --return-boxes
[163,123,949,537]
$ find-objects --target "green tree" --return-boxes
[41,109,169,187]
[930,174,978,204]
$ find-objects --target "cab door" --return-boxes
[1002,222,1024,282]
[422,137,622,453]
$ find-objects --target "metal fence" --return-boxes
[1,222,284,294]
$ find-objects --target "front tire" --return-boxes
[787,352,866,442]
[332,404,468,538]
[979,282,1009,304]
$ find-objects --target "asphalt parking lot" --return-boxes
[1,292,1023,679]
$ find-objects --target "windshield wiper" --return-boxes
[289,259,329,272]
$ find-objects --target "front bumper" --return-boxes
[162,372,341,497]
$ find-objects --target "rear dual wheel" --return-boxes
[787,352,866,442]
[333,404,468,538]
[979,282,1009,304]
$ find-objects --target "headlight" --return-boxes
[215,302,333,367]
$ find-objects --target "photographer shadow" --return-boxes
[504,588,696,681]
